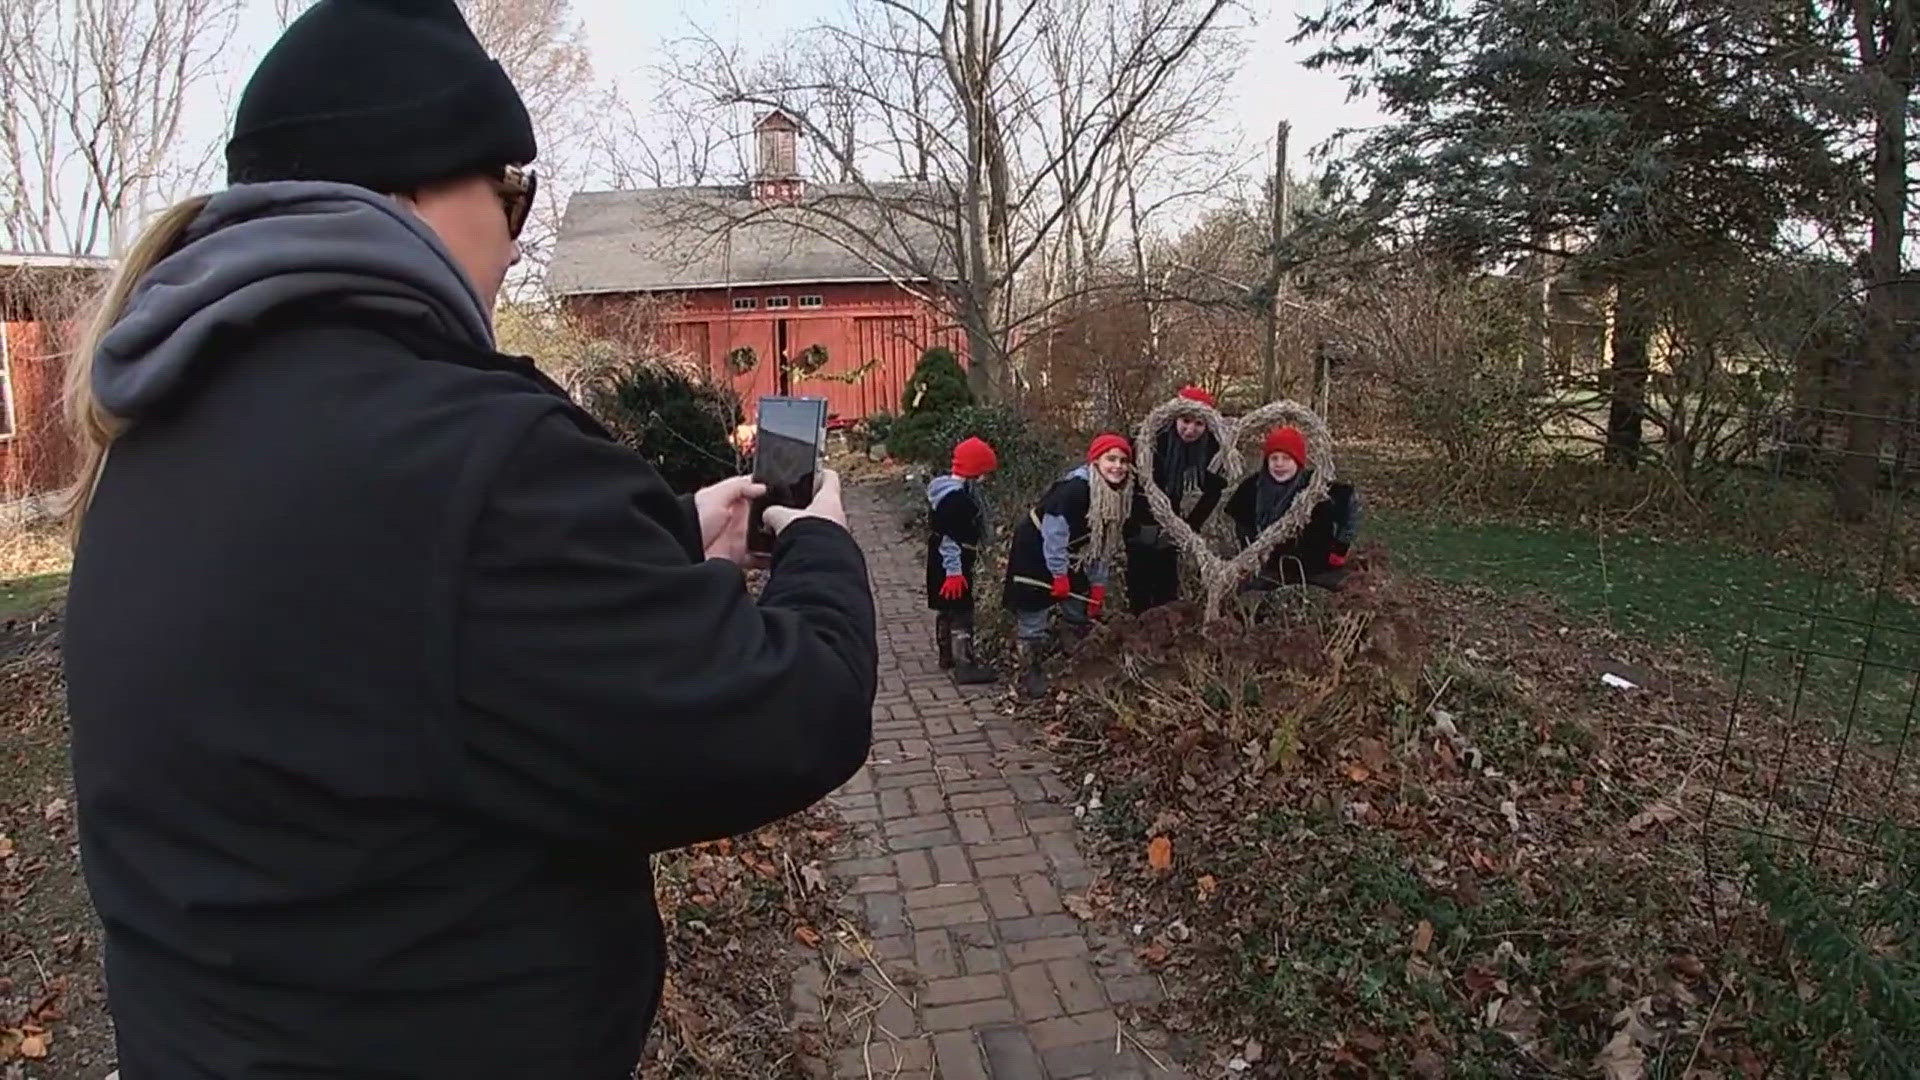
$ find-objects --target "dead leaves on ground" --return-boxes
[639,811,843,1079]
[1045,575,1771,1075]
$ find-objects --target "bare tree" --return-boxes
[0,0,241,254]
[589,82,746,191]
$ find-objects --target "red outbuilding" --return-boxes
[548,110,962,424]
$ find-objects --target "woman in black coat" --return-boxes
[57,3,877,1077]
[1124,385,1229,612]
[1223,426,1362,590]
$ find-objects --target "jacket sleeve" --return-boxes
[1332,484,1362,548]
[454,411,877,854]
[1187,470,1227,529]
[1039,513,1071,576]
[1224,475,1256,546]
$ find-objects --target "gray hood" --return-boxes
[927,474,967,507]
[93,181,495,420]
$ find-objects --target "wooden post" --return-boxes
[1262,121,1290,399]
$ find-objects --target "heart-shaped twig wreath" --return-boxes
[1134,395,1337,622]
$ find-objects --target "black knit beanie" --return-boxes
[226,0,537,190]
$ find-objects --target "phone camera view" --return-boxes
[749,397,826,553]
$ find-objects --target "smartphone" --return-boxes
[749,396,828,553]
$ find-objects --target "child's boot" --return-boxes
[950,624,997,686]
[1017,642,1049,700]
[934,613,954,669]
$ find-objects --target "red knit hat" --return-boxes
[1177,385,1216,409]
[1086,433,1133,463]
[951,436,999,479]
[1263,426,1308,468]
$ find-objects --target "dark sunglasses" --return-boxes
[497,165,536,240]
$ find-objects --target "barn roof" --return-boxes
[548,182,958,297]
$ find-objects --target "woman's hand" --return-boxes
[765,469,847,534]
[692,476,766,565]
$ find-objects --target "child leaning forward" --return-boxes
[926,437,999,686]
[1002,433,1134,698]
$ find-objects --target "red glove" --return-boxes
[1327,552,1348,569]
[1050,574,1071,600]
[940,574,968,600]
[1088,584,1107,619]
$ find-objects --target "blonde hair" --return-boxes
[58,195,211,545]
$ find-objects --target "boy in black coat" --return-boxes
[1224,425,1363,590]
[927,436,999,685]
[1125,385,1229,612]
[1003,433,1134,697]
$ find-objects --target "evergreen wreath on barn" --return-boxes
[726,345,758,376]
[791,343,830,375]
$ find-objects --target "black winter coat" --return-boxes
[1223,470,1360,583]
[925,477,987,610]
[1125,427,1226,538]
[1002,467,1110,611]
[65,296,876,1076]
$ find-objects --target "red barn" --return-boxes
[548,111,961,424]
[2,253,108,505]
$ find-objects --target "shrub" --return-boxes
[1740,833,1920,1075]
[1337,262,1543,475]
[891,347,976,462]
[583,361,743,493]
[901,346,972,415]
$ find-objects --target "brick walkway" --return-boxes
[792,485,1184,1080]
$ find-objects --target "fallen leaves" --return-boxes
[1594,1029,1646,1080]
[792,925,821,948]
[1626,800,1681,833]
[0,1027,50,1063]
[17,1030,47,1060]
[1593,996,1660,1080]
[1146,835,1173,872]
[1035,558,1797,1078]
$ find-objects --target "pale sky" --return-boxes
[208,0,1383,189]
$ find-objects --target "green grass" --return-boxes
[0,572,66,622]
[1371,509,1920,740]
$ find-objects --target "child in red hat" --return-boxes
[1125,385,1229,613]
[1002,434,1134,698]
[1223,426,1362,590]
[928,437,999,685]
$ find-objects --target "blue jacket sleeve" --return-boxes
[1039,513,1071,577]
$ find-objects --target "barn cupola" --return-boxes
[752,108,804,205]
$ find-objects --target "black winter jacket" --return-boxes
[1222,470,1361,583]
[1125,426,1226,539]
[63,183,877,1079]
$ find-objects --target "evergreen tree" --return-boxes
[1298,0,1855,462]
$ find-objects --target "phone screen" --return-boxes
[749,396,826,552]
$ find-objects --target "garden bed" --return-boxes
[1025,553,1919,1076]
